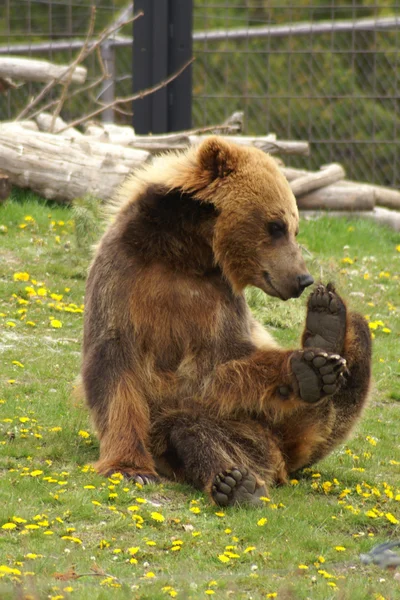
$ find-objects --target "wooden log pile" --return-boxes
[0,109,400,229]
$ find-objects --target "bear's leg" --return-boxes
[82,344,158,483]
[151,410,286,506]
[280,295,372,472]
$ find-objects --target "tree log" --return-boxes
[36,112,83,137]
[125,133,309,156]
[363,184,400,210]
[296,182,375,211]
[290,163,345,197]
[0,57,87,84]
[0,124,149,203]
[301,207,400,232]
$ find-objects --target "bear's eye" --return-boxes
[267,220,287,238]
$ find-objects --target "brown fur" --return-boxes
[81,136,371,501]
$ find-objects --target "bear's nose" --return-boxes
[297,274,314,294]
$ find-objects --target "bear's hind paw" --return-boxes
[303,283,347,354]
[211,467,267,507]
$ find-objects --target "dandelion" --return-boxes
[50,319,62,328]
[257,517,267,526]
[298,564,309,569]
[335,546,346,552]
[385,513,399,524]
[190,506,201,514]
[151,511,165,522]
[144,572,155,578]
[0,566,21,575]
[217,554,230,563]
[13,272,30,282]
[78,430,90,439]
[214,511,225,517]
[2,523,17,530]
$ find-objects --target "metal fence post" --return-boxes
[132,0,192,134]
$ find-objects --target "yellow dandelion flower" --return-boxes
[13,272,30,282]
[298,564,309,569]
[205,591,215,596]
[144,572,155,578]
[0,566,21,575]
[214,511,225,517]
[50,319,62,328]
[257,517,267,526]
[2,522,17,530]
[335,546,346,552]
[217,554,230,563]
[385,512,399,524]
[190,506,201,514]
[78,430,90,439]
[151,511,165,522]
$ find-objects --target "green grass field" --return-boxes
[0,190,399,600]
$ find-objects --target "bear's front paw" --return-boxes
[303,283,347,354]
[291,349,347,404]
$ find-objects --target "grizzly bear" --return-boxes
[81,136,372,506]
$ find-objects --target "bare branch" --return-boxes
[50,5,97,132]
[28,75,106,121]
[16,10,144,122]
[59,57,195,132]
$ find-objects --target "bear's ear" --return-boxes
[197,136,239,180]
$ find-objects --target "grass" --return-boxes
[0,189,399,600]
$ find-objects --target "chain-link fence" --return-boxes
[193,1,400,188]
[0,1,133,123]
[1,1,399,187]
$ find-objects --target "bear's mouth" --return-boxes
[263,271,285,301]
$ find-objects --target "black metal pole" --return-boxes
[132,0,192,134]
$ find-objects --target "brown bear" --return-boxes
[81,136,372,507]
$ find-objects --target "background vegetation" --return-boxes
[1,0,399,186]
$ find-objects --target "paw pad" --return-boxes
[292,349,347,403]
[211,467,267,507]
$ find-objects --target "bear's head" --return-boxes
[184,136,314,300]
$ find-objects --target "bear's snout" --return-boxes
[296,273,314,296]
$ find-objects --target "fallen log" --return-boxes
[301,207,400,232]
[283,166,400,210]
[125,133,309,156]
[366,184,400,210]
[296,182,375,211]
[0,123,149,203]
[290,163,345,197]
[0,56,87,84]
[36,112,82,137]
